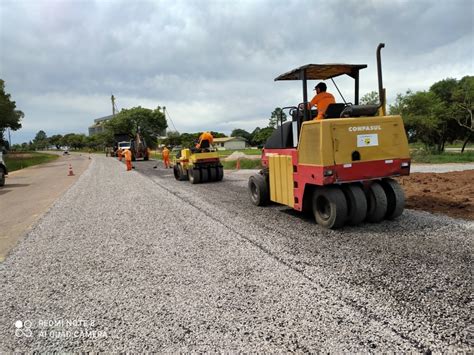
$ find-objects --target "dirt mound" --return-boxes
[396,170,474,220]
[224,152,261,161]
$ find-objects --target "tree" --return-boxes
[269,107,287,129]
[0,79,24,148]
[391,77,471,153]
[49,134,63,149]
[452,76,473,152]
[252,127,274,146]
[231,128,251,142]
[33,130,49,150]
[106,106,167,146]
[360,91,379,105]
[85,132,113,151]
[163,131,181,147]
[249,127,261,146]
[61,133,86,150]
[209,131,226,138]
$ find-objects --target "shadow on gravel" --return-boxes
[1,183,30,188]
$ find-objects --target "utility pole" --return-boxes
[111,94,117,116]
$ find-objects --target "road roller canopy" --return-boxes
[274,64,367,81]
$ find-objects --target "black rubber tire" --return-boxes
[189,168,200,184]
[209,166,217,181]
[248,174,269,206]
[217,166,224,181]
[144,155,149,161]
[342,183,367,225]
[178,165,188,181]
[365,181,388,223]
[381,178,405,220]
[201,168,209,183]
[0,170,5,187]
[312,186,348,229]
[173,165,180,180]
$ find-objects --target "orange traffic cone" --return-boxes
[68,164,75,176]
[236,158,240,170]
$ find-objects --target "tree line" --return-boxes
[2,76,472,153]
[389,76,473,152]
[0,79,23,150]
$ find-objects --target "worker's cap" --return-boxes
[314,82,327,91]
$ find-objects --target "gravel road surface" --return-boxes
[0,156,472,352]
[410,163,474,173]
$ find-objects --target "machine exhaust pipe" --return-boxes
[376,43,386,115]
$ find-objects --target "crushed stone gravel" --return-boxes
[0,156,472,352]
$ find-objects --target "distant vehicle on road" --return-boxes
[112,133,149,161]
[0,151,8,187]
[117,141,131,150]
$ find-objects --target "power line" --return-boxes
[164,107,178,133]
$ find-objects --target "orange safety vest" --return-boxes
[308,92,336,120]
[197,132,214,148]
[162,148,170,159]
[123,149,132,161]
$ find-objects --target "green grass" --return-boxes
[409,142,474,150]
[410,150,474,164]
[222,159,262,170]
[4,152,59,172]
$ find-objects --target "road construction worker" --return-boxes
[162,146,170,168]
[306,82,336,120]
[117,148,123,161]
[123,149,133,171]
[196,131,214,150]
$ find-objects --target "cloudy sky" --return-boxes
[0,0,472,143]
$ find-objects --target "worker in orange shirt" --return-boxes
[123,148,133,171]
[196,131,214,150]
[162,146,170,168]
[117,148,123,161]
[305,82,336,120]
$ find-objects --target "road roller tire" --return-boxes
[366,181,388,223]
[188,168,200,184]
[201,168,209,183]
[312,186,348,229]
[173,165,180,180]
[209,166,217,181]
[248,174,269,206]
[342,183,367,226]
[178,165,188,181]
[217,166,224,181]
[381,178,405,220]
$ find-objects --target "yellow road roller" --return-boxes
[173,148,224,184]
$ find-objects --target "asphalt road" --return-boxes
[0,156,472,352]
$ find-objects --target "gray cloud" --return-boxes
[0,0,472,143]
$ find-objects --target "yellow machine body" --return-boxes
[298,115,410,167]
[268,154,294,207]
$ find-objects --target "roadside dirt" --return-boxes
[396,170,474,220]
